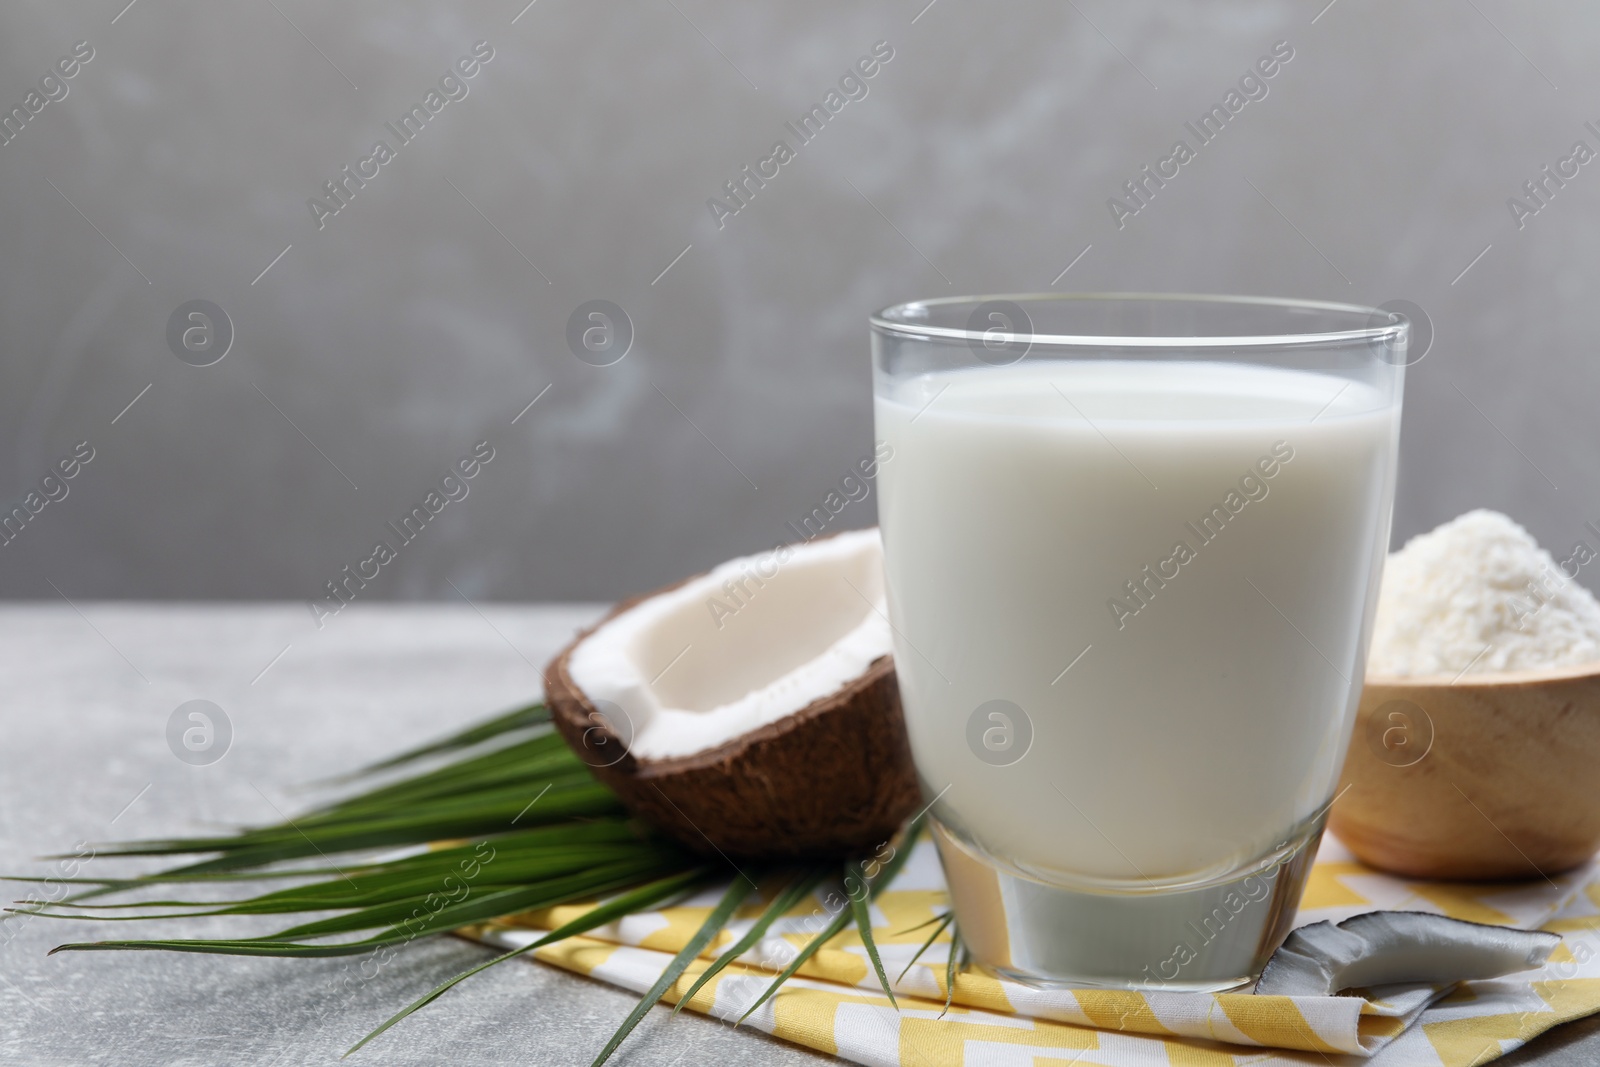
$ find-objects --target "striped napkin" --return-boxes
[474,835,1600,1066]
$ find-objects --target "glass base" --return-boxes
[931,815,1324,992]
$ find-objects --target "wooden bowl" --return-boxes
[1329,663,1600,880]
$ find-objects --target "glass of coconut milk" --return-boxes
[871,294,1406,990]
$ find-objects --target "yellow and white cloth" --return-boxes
[476,837,1600,1066]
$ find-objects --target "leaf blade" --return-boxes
[345,702,550,776]
[895,912,952,983]
[588,874,755,1067]
[344,867,712,1057]
[737,814,924,1025]
[942,922,964,1019]
[847,860,896,1008]
[672,865,830,1016]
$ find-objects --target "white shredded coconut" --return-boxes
[1368,509,1600,677]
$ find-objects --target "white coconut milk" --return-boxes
[875,361,1399,889]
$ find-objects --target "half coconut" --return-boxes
[546,528,921,859]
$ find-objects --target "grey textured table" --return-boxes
[0,604,1593,1066]
[0,604,832,1067]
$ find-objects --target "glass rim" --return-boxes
[869,292,1409,350]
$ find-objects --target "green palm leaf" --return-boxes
[896,911,952,983]
[943,922,964,1018]
[673,865,831,1015]
[737,815,924,1024]
[346,867,712,1057]
[846,859,896,1008]
[344,701,549,775]
[14,700,938,1062]
[587,874,756,1067]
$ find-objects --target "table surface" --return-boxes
[0,603,1593,1067]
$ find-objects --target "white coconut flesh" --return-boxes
[1255,911,1561,996]
[566,528,892,762]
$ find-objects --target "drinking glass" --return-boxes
[870,294,1406,990]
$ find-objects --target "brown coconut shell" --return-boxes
[545,581,922,860]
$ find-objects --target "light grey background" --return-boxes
[1,0,1595,603]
